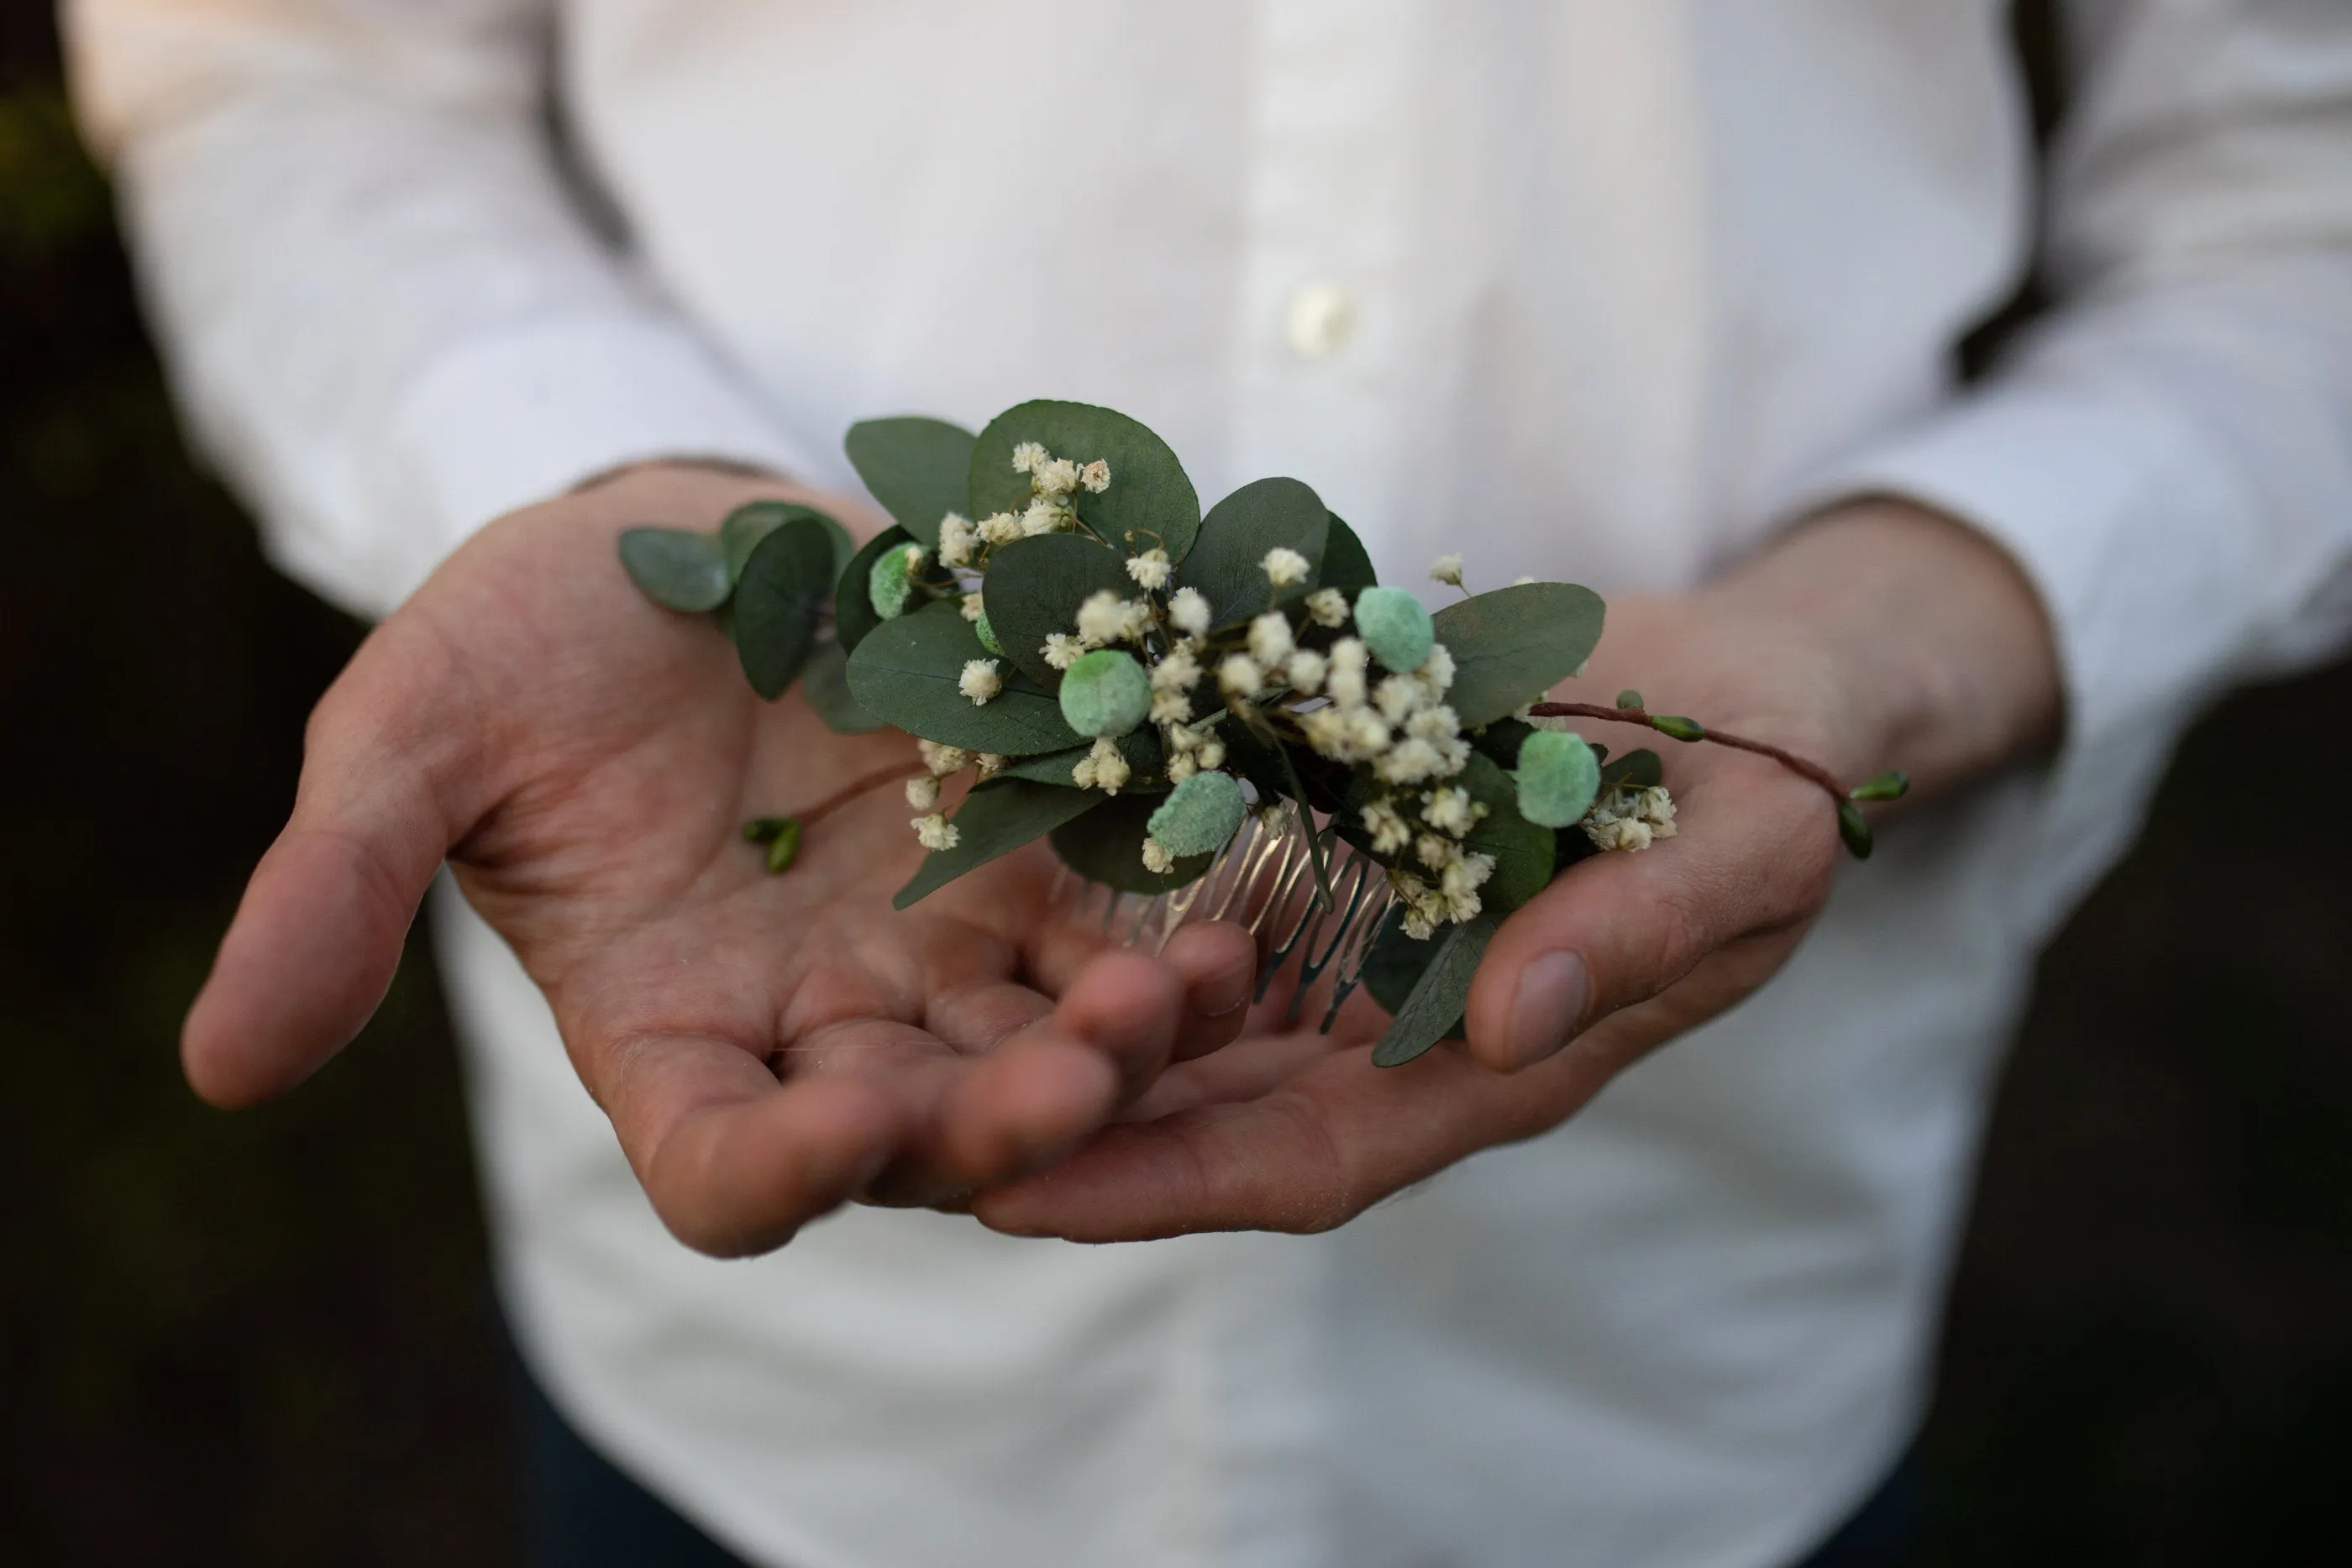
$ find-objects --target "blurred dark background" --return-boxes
[5,8,2349,1565]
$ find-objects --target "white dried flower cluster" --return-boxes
[1428,553,1464,587]
[1263,548,1311,588]
[1361,781,1494,936]
[1141,836,1177,873]
[958,658,1001,705]
[953,443,1116,562]
[1583,784,1677,852]
[912,813,959,851]
[1149,647,1198,725]
[1305,588,1350,627]
[906,774,940,810]
[938,512,977,567]
[1247,611,1293,666]
[1162,720,1226,784]
[1042,632,1086,670]
[961,591,985,622]
[1294,634,1470,787]
[917,740,970,776]
[1168,587,1211,637]
[1126,548,1172,591]
[1075,589,1153,649]
[1070,737,1132,794]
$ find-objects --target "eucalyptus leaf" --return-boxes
[981,532,1136,687]
[845,417,976,549]
[1047,791,1216,894]
[1175,477,1330,628]
[892,779,1100,909]
[801,637,883,734]
[1431,581,1607,728]
[722,501,855,585]
[733,517,838,699]
[1472,717,1536,769]
[999,728,1166,789]
[1600,748,1664,790]
[1453,751,1556,913]
[1372,912,1497,1067]
[834,525,914,654]
[1319,513,1379,594]
[1362,908,1447,1024]
[846,600,1083,755]
[619,527,731,613]
[969,400,1201,562]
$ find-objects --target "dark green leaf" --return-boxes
[722,501,856,585]
[999,728,1166,789]
[969,400,1201,562]
[1472,717,1536,769]
[834,525,914,654]
[1320,513,1379,593]
[1600,748,1663,790]
[1454,751,1557,913]
[1047,791,1216,894]
[980,532,1136,687]
[1362,908,1445,1022]
[845,600,1082,755]
[732,517,838,699]
[801,637,883,733]
[1372,912,1497,1067]
[1430,582,1608,728]
[1174,477,1329,628]
[892,779,1100,909]
[619,527,730,612]
[1838,799,1875,860]
[845,417,976,549]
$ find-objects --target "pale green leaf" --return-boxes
[619,527,730,612]
[1431,581,1608,728]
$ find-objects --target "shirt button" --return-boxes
[1284,280,1357,358]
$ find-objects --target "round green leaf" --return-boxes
[1430,581,1608,728]
[1173,477,1330,629]
[845,600,1083,755]
[619,527,730,612]
[845,416,976,549]
[801,637,883,733]
[1320,513,1379,593]
[1059,650,1152,738]
[981,532,1137,687]
[1513,731,1601,827]
[1371,912,1497,1067]
[1048,792,1216,894]
[969,400,1201,563]
[733,516,838,700]
[1353,585,1435,672]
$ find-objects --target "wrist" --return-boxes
[1709,498,2062,800]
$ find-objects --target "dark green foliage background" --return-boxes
[4,9,2350,1562]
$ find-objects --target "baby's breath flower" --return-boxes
[1284,648,1328,695]
[1248,612,1294,667]
[1165,753,1198,784]
[1126,548,1173,591]
[1401,909,1440,941]
[905,775,940,810]
[1405,705,1461,742]
[1443,887,1483,923]
[975,753,1007,780]
[1442,852,1495,896]
[1415,832,1457,871]
[1218,653,1263,697]
[1034,456,1081,496]
[1375,737,1446,784]
[1080,459,1111,494]
[1428,553,1464,587]
[1168,586,1212,637]
[1042,632,1086,670]
[1076,590,1129,647]
[1420,786,1483,836]
[1347,709,1393,758]
[1084,737,1131,794]
[1512,574,1538,586]
[1011,441,1048,475]
[960,591,985,622]
[1375,673,1426,723]
[959,658,1002,705]
[1151,688,1192,725]
[1262,547,1310,588]
[912,813,959,852]
[1116,597,1155,643]
[917,740,970,776]
[1415,642,1457,695]
[1327,637,1369,709]
[1141,836,1176,873]
[937,512,975,566]
[1194,737,1226,771]
[1305,587,1350,628]
[979,511,1023,545]
[1360,797,1413,856]
[1585,815,1653,853]
[1150,647,1200,692]
[1021,497,1068,536]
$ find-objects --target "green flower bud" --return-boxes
[1837,799,1875,860]
[1512,730,1601,828]
[974,606,1005,656]
[1352,585,1435,672]
[1649,713,1705,742]
[868,543,924,619]
[1850,769,1909,802]
[1147,769,1247,857]
[1615,689,1644,711]
[1058,649,1152,737]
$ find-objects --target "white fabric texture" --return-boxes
[65,2,2352,1565]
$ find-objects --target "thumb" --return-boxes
[181,618,486,1107]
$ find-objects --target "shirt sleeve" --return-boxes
[61,0,818,620]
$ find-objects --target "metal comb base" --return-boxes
[1048,802,1397,1032]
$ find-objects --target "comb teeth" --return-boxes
[1049,802,1397,1032]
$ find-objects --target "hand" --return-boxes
[972,501,2063,1241]
[181,463,1257,1256]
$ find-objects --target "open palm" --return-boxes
[182,464,1255,1256]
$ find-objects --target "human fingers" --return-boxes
[1462,766,1835,1073]
[181,618,486,1108]
[1018,905,1258,1066]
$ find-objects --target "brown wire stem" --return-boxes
[1524,702,1848,806]
[796,758,930,827]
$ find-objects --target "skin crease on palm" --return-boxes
[183,459,2059,1257]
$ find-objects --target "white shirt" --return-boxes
[66,3,2352,1565]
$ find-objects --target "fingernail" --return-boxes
[1505,952,1589,1069]
[1194,953,1255,1018]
